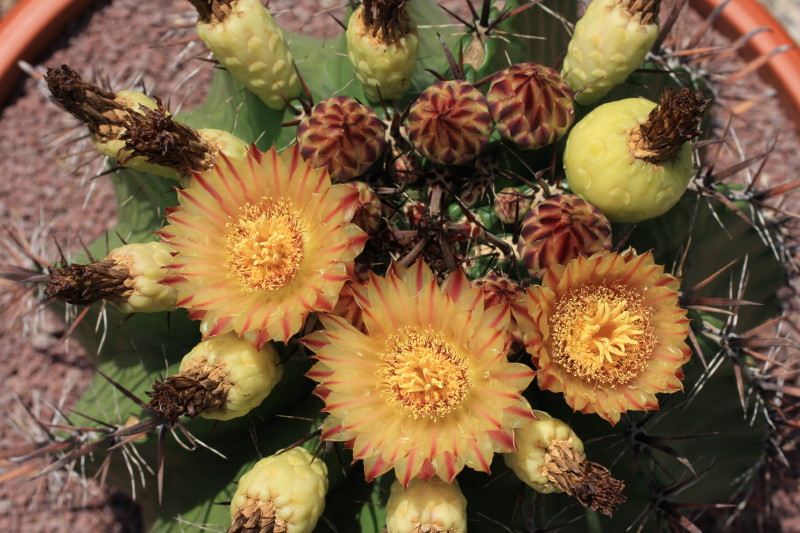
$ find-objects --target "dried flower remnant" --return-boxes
[159,145,368,346]
[45,241,177,313]
[514,250,691,424]
[504,411,626,516]
[120,96,247,175]
[306,260,535,486]
[564,87,708,222]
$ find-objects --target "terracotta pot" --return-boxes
[691,0,800,131]
[0,0,798,128]
[0,0,96,105]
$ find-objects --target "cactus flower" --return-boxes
[513,250,691,425]
[305,260,536,486]
[159,145,368,347]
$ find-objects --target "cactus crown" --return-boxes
[618,0,661,25]
[360,0,412,42]
[120,97,215,173]
[629,86,708,163]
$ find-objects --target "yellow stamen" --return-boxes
[377,326,471,420]
[549,284,654,384]
[224,199,307,291]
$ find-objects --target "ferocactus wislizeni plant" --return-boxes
[7,0,798,532]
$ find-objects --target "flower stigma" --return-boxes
[377,326,471,420]
[549,284,655,384]
[224,198,307,292]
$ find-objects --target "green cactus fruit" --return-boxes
[229,447,328,533]
[562,0,661,105]
[564,87,707,223]
[518,193,612,277]
[346,0,419,102]
[504,410,626,516]
[297,96,387,181]
[385,477,468,533]
[44,241,177,313]
[406,80,493,165]
[192,0,300,110]
[487,62,575,150]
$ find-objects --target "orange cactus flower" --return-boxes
[305,261,536,486]
[159,145,368,347]
[514,250,691,425]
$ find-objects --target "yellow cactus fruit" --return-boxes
[192,0,300,110]
[346,0,419,102]
[104,242,178,314]
[564,87,708,223]
[504,411,625,516]
[229,447,328,533]
[146,332,283,423]
[44,241,178,314]
[562,0,660,105]
[385,478,468,533]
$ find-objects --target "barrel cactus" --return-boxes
[5,0,798,532]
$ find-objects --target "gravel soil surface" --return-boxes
[0,1,798,532]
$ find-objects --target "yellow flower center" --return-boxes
[377,326,471,420]
[549,284,655,384]
[224,199,307,291]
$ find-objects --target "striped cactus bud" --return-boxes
[229,447,328,533]
[385,478,468,533]
[350,181,383,234]
[192,0,300,110]
[562,0,660,105]
[297,96,387,182]
[346,0,419,102]
[147,332,282,423]
[487,63,575,150]
[564,88,707,222]
[45,241,177,313]
[504,410,625,516]
[493,187,535,225]
[474,273,525,352]
[406,80,493,166]
[518,194,612,278]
